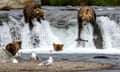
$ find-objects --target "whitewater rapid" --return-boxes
[0,16,120,54]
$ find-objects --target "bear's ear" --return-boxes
[18,41,22,46]
[12,40,22,50]
[53,43,56,47]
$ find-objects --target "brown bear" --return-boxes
[5,40,22,56]
[23,2,45,30]
[53,43,64,51]
[76,5,103,48]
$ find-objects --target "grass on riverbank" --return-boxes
[42,0,120,6]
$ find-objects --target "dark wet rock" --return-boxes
[61,58,68,61]
[18,15,23,18]
[0,13,9,25]
[9,15,22,20]
[0,21,2,25]
[46,9,77,29]
[30,33,40,48]
[108,14,120,24]
[54,20,68,28]
[93,36,103,49]
[93,56,109,59]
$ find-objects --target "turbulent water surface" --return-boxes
[0,6,120,54]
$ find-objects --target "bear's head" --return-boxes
[5,40,22,56]
[53,43,64,51]
[33,7,45,20]
[79,6,94,25]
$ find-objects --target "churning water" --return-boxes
[0,15,120,54]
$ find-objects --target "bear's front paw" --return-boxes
[75,38,81,41]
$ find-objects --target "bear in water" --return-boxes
[5,40,22,56]
[23,2,45,30]
[53,43,64,51]
[76,5,103,48]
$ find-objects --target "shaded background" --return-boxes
[42,0,120,6]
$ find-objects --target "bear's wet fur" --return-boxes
[77,5,103,48]
[23,2,45,30]
[53,43,64,51]
[5,40,22,56]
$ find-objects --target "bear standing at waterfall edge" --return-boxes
[76,3,103,48]
[23,1,45,30]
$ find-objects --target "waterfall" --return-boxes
[21,18,61,50]
[0,15,120,54]
[97,16,120,48]
[0,22,12,47]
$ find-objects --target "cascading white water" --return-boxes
[21,18,61,50]
[0,16,120,54]
[51,22,95,49]
[0,22,12,47]
[97,16,120,48]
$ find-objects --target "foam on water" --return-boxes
[21,18,61,50]
[0,16,120,54]
[97,16,120,48]
[0,22,12,47]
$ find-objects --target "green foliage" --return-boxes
[42,0,120,6]
[87,0,120,6]
[49,0,72,6]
